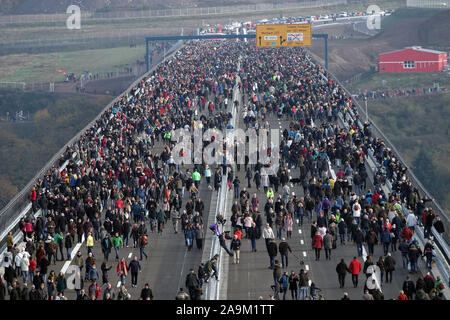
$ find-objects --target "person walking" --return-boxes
[298,269,309,300]
[117,258,128,285]
[185,269,200,300]
[139,233,148,260]
[384,253,396,284]
[248,223,258,252]
[380,229,392,256]
[195,223,204,250]
[365,228,378,256]
[323,230,333,260]
[267,239,278,269]
[279,238,292,268]
[263,223,275,248]
[349,257,362,288]
[101,262,112,285]
[64,232,73,260]
[101,234,112,262]
[112,232,123,261]
[230,235,241,264]
[129,256,141,288]
[288,271,299,300]
[272,260,282,298]
[377,256,385,283]
[280,271,289,300]
[312,231,323,261]
[86,232,94,256]
[56,272,67,295]
[403,276,416,300]
[336,259,350,288]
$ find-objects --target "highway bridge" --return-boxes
[0,38,448,301]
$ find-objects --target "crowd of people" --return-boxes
[0,37,447,301]
[180,42,447,300]
[1,40,242,300]
[353,86,448,101]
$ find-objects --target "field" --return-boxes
[0,45,146,83]
[0,0,406,84]
[347,72,450,92]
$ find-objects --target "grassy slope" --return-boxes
[366,92,450,215]
[0,45,146,83]
[0,88,112,207]
[347,72,450,92]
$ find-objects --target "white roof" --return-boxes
[380,46,446,55]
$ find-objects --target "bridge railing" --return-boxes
[0,40,185,255]
[328,67,450,248]
[306,51,449,287]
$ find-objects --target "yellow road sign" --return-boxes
[256,24,311,47]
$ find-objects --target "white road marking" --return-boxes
[303,251,307,257]
[305,265,309,271]
[60,234,84,274]
[128,252,132,259]
[300,240,304,245]
[296,219,299,224]
[299,229,302,234]
[117,281,121,288]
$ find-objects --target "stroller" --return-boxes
[309,282,325,300]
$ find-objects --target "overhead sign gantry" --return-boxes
[256,24,312,47]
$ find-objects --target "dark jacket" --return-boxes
[299,273,309,287]
[101,237,112,253]
[278,241,292,255]
[267,241,278,257]
[185,272,199,288]
[230,239,241,251]
[384,256,396,271]
[140,287,153,300]
[336,261,350,275]
[129,260,141,273]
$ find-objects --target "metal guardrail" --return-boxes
[327,68,450,246]
[305,53,449,288]
[306,48,450,245]
[0,40,185,247]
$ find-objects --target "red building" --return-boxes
[378,46,447,73]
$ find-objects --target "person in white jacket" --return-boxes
[14,250,23,277]
[263,223,275,248]
[352,201,361,225]
[406,213,418,232]
[21,255,30,283]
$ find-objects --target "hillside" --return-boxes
[366,92,450,215]
[0,89,112,209]
[310,8,450,80]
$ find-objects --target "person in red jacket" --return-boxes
[312,231,323,261]
[400,227,413,241]
[234,228,243,241]
[397,290,408,300]
[117,258,129,286]
[349,257,362,288]
[88,280,102,300]
[28,258,37,284]
[30,187,37,212]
